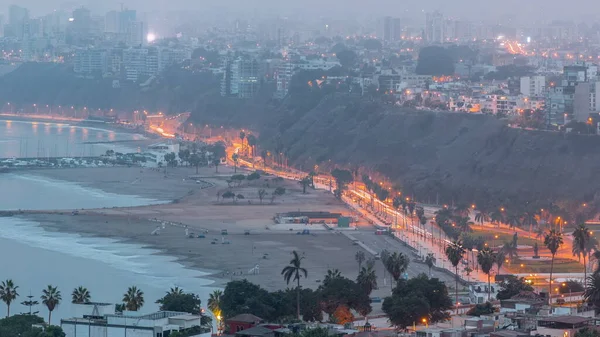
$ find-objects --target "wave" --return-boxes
[0,217,215,289]
[0,174,167,211]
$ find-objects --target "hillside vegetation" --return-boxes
[2,63,600,206]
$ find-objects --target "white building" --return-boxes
[425,11,444,43]
[274,57,340,98]
[62,308,211,337]
[143,142,180,167]
[469,282,499,304]
[520,76,546,97]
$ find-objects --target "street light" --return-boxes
[422,318,428,328]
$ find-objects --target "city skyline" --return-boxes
[1,0,600,24]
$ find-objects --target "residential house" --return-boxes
[226,314,264,334]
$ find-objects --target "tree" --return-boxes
[156,289,201,314]
[123,286,144,311]
[299,176,311,194]
[357,264,378,296]
[221,190,236,203]
[466,302,495,316]
[355,251,366,271]
[40,285,61,324]
[164,152,178,167]
[178,149,190,166]
[208,142,226,173]
[445,240,465,312]
[221,280,267,319]
[575,328,600,337]
[232,153,239,173]
[319,272,371,317]
[247,134,257,157]
[477,248,496,301]
[336,50,357,69]
[21,295,39,315]
[475,210,490,227]
[544,229,564,305]
[0,314,44,337]
[331,168,353,199]
[384,252,409,290]
[497,275,534,300]
[239,131,246,154]
[71,286,91,304]
[495,250,506,275]
[258,189,268,204]
[382,274,452,329]
[0,280,19,317]
[271,187,286,204]
[585,273,600,309]
[189,153,203,174]
[425,253,436,276]
[416,46,455,76]
[208,290,223,318]
[573,224,593,288]
[281,251,308,320]
[332,304,354,324]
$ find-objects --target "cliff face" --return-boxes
[268,94,600,205]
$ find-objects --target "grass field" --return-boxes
[470,228,539,247]
[505,257,582,274]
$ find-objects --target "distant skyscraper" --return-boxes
[425,11,444,43]
[8,4,29,39]
[127,21,147,46]
[105,10,119,33]
[119,9,136,35]
[379,17,402,43]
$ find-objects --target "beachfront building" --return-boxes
[142,142,180,167]
[61,305,211,337]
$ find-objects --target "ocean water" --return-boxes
[0,218,218,321]
[0,119,144,158]
[0,173,164,211]
[0,120,219,323]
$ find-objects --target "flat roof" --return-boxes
[538,316,591,325]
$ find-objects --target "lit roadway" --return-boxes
[229,147,489,283]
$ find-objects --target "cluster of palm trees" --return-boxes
[0,281,148,325]
[380,250,410,290]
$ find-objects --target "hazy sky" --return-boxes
[2,0,600,23]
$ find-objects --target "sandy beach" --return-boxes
[17,164,456,303]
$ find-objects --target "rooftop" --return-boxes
[228,313,263,323]
[235,326,273,336]
[538,316,591,325]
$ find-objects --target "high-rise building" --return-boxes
[378,16,401,43]
[8,4,29,39]
[221,55,261,98]
[127,21,147,46]
[425,11,444,43]
[105,10,119,33]
[119,10,136,35]
[520,76,546,97]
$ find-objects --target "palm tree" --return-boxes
[585,273,600,309]
[445,240,465,313]
[477,248,496,301]
[501,241,518,265]
[355,251,366,271]
[425,253,436,276]
[495,250,506,274]
[384,252,410,290]
[544,229,564,305]
[357,264,378,295]
[166,286,184,296]
[0,279,19,317]
[208,289,223,318]
[123,286,145,311]
[573,224,594,288]
[281,250,308,320]
[475,210,490,227]
[239,130,246,152]
[41,285,61,324]
[232,153,239,173]
[71,286,91,304]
